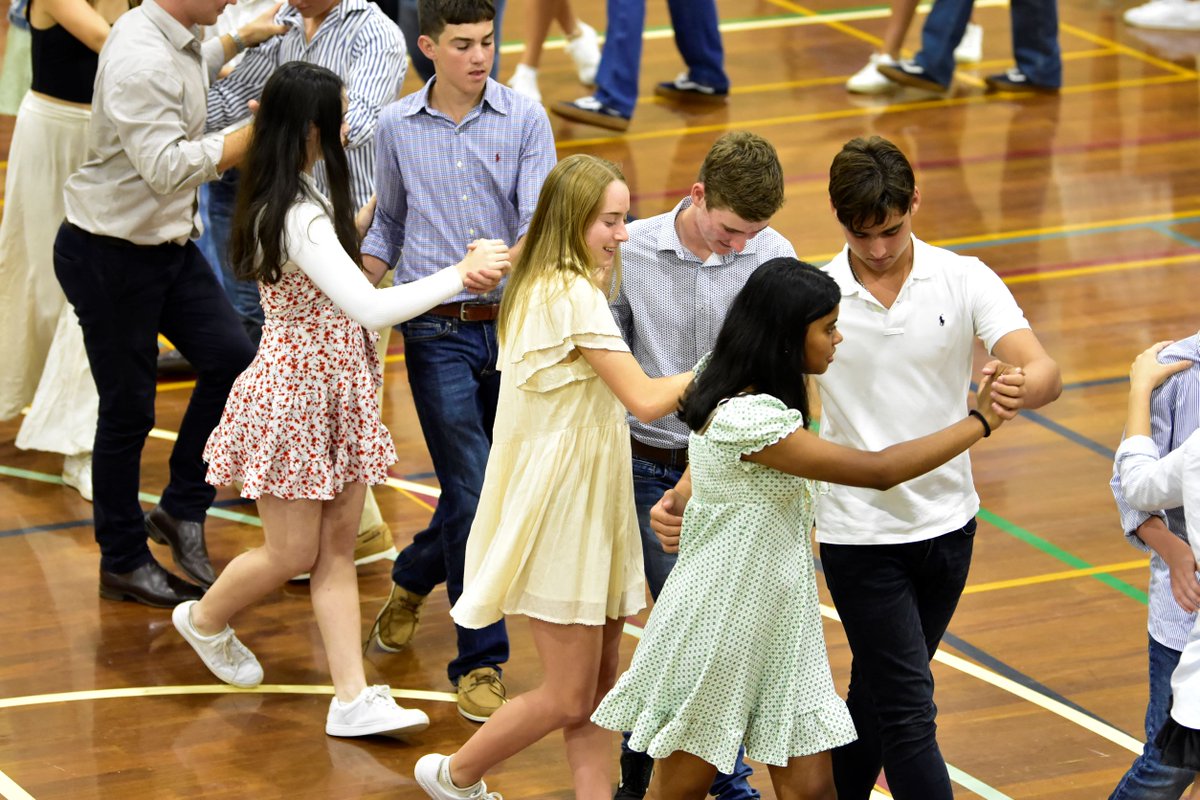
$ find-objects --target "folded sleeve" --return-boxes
[706,393,805,471]
[512,275,630,392]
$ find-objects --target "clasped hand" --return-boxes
[458,239,511,294]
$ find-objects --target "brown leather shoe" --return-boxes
[99,560,205,608]
[145,505,216,588]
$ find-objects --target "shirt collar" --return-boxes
[279,0,364,32]
[407,76,510,118]
[833,234,930,298]
[654,196,764,266]
[142,0,203,55]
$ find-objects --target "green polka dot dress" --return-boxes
[592,393,856,774]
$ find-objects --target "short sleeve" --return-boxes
[512,275,631,392]
[963,259,1031,352]
[706,394,805,469]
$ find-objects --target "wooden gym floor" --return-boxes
[2,0,1199,796]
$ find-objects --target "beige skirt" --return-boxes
[0,92,97,454]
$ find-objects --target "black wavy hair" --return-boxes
[230,62,360,285]
[680,258,841,431]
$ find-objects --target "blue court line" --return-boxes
[970,383,1117,459]
[1151,222,1200,250]
[813,559,1137,741]
[1062,375,1128,391]
[0,518,92,539]
[946,214,1200,253]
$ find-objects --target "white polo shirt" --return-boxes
[815,236,1030,546]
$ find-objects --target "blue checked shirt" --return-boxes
[363,78,556,304]
[205,0,406,206]
[610,197,797,449]
[1111,332,1200,651]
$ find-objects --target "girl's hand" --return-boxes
[1130,342,1192,395]
[457,239,510,293]
[974,362,1015,434]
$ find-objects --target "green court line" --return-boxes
[978,507,1148,605]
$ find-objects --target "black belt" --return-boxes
[630,436,688,468]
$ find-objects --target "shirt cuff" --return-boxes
[200,132,226,182]
[1116,435,1158,459]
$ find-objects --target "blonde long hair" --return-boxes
[497,154,626,345]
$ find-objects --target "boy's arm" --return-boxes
[361,108,408,271]
[341,17,406,151]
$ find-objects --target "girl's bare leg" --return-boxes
[767,751,836,800]
[561,616,625,798]
[519,0,562,68]
[189,494,322,635]
[646,750,717,800]
[880,0,921,59]
[447,618,608,788]
[309,482,369,703]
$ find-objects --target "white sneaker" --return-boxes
[954,22,984,63]
[1124,0,1200,29]
[506,63,541,103]
[325,685,430,737]
[172,600,264,689]
[564,20,600,85]
[415,754,503,800]
[62,452,92,502]
[846,53,898,94]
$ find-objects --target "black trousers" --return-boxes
[820,518,977,800]
[53,221,256,574]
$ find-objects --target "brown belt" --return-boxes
[630,436,688,468]
[428,302,500,322]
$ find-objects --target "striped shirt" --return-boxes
[610,197,797,449]
[363,78,557,304]
[205,0,405,206]
[1111,332,1200,651]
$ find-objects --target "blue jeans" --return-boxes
[390,314,508,684]
[621,454,759,799]
[913,0,1061,88]
[594,0,727,118]
[1109,636,1194,799]
[201,169,263,342]
[397,0,505,83]
[821,520,977,800]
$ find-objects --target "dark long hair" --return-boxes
[680,258,840,432]
[230,62,361,284]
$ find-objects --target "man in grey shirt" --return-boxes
[53,0,279,609]
[608,130,794,800]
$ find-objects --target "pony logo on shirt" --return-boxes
[939,315,945,327]
[495,153,500,162]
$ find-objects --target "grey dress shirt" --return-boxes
[63,0,225,245]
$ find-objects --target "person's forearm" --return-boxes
[1126,387,1155,438]
[1018,355,1062,409]
[217,125,253,173]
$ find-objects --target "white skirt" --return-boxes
[0,92,97,454]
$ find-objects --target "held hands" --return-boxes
[974,361,1016,435]
[457,239,511,294]
[240,3,288,48]
[979,359,1025,421]
[651,489,689,554]
[1130,342,1192,395]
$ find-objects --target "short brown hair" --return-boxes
[419,0,495,40]
[696,131,785,223]
[828,136,915,232]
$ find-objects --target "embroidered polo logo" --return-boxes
[939,315,945,326]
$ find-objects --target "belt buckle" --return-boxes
[458,303,475,321]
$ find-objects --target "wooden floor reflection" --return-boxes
[2,0,1199,796]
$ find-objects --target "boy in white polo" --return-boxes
[814,136,1061,800]
[651,136,1062,800]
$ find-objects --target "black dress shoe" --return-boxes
[145,505,216,588]
[614,750,654,800]
[99,560,205,608]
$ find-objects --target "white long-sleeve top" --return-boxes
[1117,430,1200,727]
[280,186,462,331]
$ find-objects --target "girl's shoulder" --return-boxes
[704,392,801,444]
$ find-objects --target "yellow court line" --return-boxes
[761,0,882,48]
[1004,252,1200,285]
[557,72,1199,149]
[963,559,1150,594]
[0,683,456,711]
[385,480,437,512]
[1060,21,1199,77]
